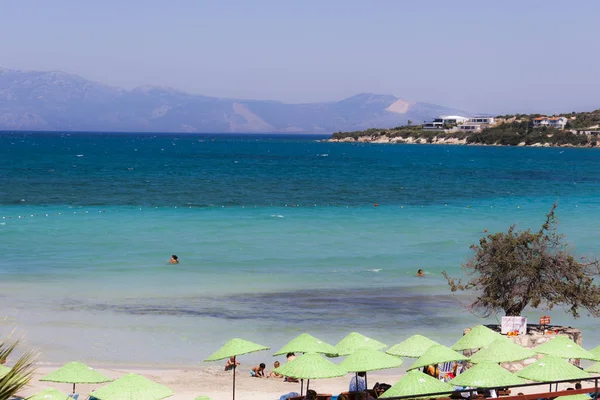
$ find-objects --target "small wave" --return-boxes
[319,154,329,157]
[367,268,382,272]
[270,214,284,218]
[76,154,84,157]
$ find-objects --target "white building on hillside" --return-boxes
[469,117,496,124]
[532,116,568,129]
[423,115,470,129]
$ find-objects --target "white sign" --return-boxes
[501,316,527,335]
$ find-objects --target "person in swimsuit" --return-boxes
[224,356,239,371]
[169,255,179,264]
[417,269,425,277]
[270,361,283,378]
[250,363,266,377]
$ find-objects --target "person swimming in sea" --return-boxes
[169,255,179,264]
[417,269,425,277]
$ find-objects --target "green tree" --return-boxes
[0,336,37,400]
[443,205,600,318]
[407,120,412,126]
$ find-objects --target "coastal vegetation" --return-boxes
[330,109,600,147]
[0,337,36,400]
[443,205,600,318]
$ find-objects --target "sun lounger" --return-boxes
[68,394,79,400]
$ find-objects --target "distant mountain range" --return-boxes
[0,68,473,133]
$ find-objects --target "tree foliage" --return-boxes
[0,336,37,400]
[443,205,600,318]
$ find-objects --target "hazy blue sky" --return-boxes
[1,0,599,114]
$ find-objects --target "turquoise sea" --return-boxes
[2,132,600,367]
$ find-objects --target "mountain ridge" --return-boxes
[0,67,473,133]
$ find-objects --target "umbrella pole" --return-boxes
[301,379,304,396]
[306,379,310,396]
[73,383,76,394]
[233,355,237,400]
[365,372,368,400]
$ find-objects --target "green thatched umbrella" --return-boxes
[451,325,503,351]
[449,362,526,388]
[334,332,386,356]
[590,345,600,361]
[586,362,600,373]
[469,338,537,364]
[534,336,597,360]
[26,388,70,400]
[386,335,439,358]
[273,333,338,357]
[204,338,270,400]
[408,345,469,371]
[0,364,9,379]
[40,362,112,394]
[379,370,455,399]
[516,355,590,382]
[274,353,347,395]
[339,348,403,400]
[89,373,173,400]
[556,395,594,400]
[193,397,211,400]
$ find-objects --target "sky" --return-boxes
[0,0,599,114]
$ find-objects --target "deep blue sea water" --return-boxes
[2,132,600,366]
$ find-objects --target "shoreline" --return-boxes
[326,136,598,148]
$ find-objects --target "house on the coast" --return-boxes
[456,117,496,132]
[423,115,470,129]
[532,116,568,129]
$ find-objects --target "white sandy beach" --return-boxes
[16,364,597,400]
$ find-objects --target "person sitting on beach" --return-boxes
[349,371,366,392]
[374,383,392,398]
[250,363,266,378]
[305,390,317,400]
[417,269,425,277]
[284,353,299,382]
[224,356,239,371]
[270,361,283,378]
[424,364,439,379]
[169,254,179,264]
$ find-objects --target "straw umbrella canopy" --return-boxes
[274,353,347,395]
[204,338,270,400]
[193,397,211,400]
[408,345,469,371]
[556,395,594,400]
[26,388,70,400]
[0,364,9,379]
[334,332,386,356]
[590,345,600,361]
[90,373,173,400]
[516,355,591,382]
[451,325,503,351]
[273,333,338,357]
[386,335,439,358]
[469,338,537,364]
[534,336,597,360]
[339,348,403,400]
[449,362,527,388]
[585,362,600,373]
[40,362,112,394]
[379,370,455,399]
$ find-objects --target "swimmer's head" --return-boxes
[274,361,280,367]
[418,269,423,273]
[172,255,178,260]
